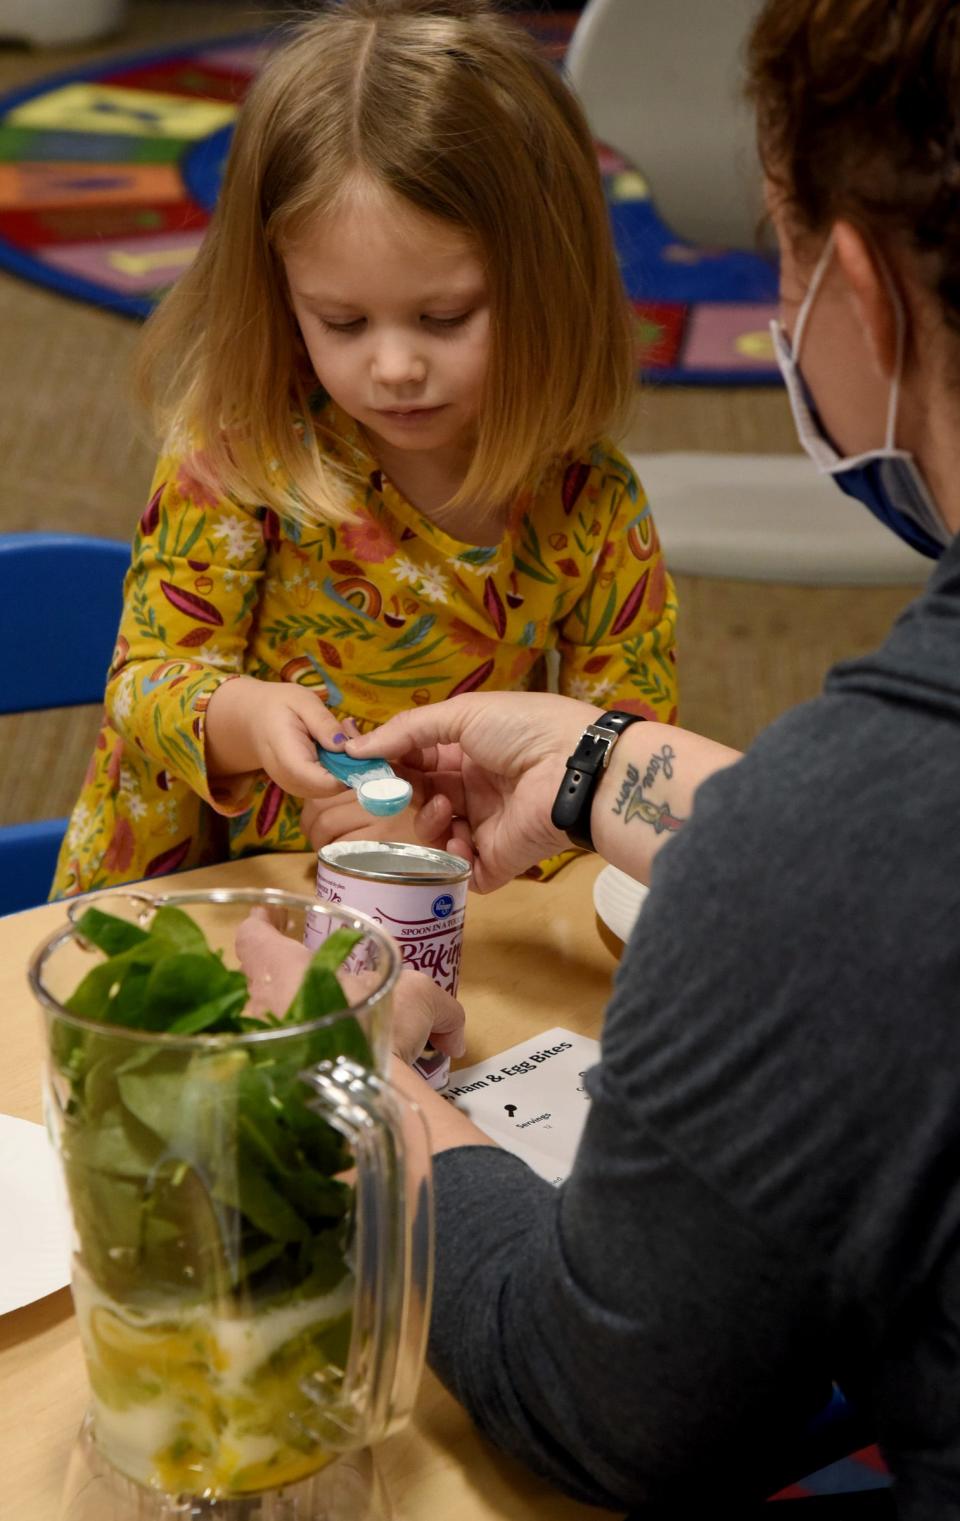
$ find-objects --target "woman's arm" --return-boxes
[588,718,740,880]
[389,1056,494,1151]
[349,692,740,890]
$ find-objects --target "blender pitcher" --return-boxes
[28,888,432,1520]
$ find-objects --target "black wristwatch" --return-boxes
[550,710,646,852]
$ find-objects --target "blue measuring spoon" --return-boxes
[315,744,413,817]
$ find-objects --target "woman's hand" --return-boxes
[205,676,354,798]
[235,909,465,1064]
[347,692,600,890]
[236,908,312,1018]
[387,970,466,1065]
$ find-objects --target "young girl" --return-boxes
[52,0,678,898]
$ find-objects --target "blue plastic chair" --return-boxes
[0,533,129,916]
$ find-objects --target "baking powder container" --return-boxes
[307,841,471,997]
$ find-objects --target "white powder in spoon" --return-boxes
[359,777,411,802]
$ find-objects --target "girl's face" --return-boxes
[284,185,490,465]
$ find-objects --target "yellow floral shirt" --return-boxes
[52,406,678,897]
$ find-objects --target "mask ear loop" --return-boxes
[793,230,908,454]
[791,231,837,361]
[875,252,907,452]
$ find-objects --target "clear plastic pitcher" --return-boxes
[28,888,432,1519]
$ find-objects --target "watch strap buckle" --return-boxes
[582,723,618,769]
[551,709,648,853]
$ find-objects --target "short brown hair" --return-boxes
[137,0,635,524]
[747,0,960,324]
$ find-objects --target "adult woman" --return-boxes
[248,1,960,1511]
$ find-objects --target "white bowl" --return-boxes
[592,865,649,944]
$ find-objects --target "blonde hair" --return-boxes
[137,0,635,524]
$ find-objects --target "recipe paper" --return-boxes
[445,1027,600,1186]
[0,1113,71,1315]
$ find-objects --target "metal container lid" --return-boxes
[317,839,471,885]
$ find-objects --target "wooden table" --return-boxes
[0,851,624,1521]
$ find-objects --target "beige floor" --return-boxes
[0,1,923,828]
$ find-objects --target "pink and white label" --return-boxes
[307,858,469,996]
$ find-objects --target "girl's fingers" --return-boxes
[415,792,454,846]
[419,768,468,817]
[323,715,361,748]
[267,716,342,798]
[414,798,475,866]
[275,698,355,795]
[298,693,349,745]
[302,794,370,848]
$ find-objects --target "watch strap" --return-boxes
[550,710,645,852]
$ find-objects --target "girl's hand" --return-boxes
[206,676,356,799]
[235,909,465,1064]
[347,692,600,890]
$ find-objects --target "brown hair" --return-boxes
[746,0,960,323]
[136,0,634,524]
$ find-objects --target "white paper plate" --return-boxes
[592,865,649,944]
[0,1113,72,1315]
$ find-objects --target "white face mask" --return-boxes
[770,232,952,559]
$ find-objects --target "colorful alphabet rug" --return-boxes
[0,12,780,384]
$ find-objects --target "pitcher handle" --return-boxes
[300,1057,434,1449]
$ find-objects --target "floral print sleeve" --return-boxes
[51,457,272,898]
[557,449,678,723]
[104,457,267,812]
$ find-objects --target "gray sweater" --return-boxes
[428,537,960,1518]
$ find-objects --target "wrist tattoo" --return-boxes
[611,747,684,835]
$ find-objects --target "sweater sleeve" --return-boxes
[428,1108,831,1512]
[104,456,267,814]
